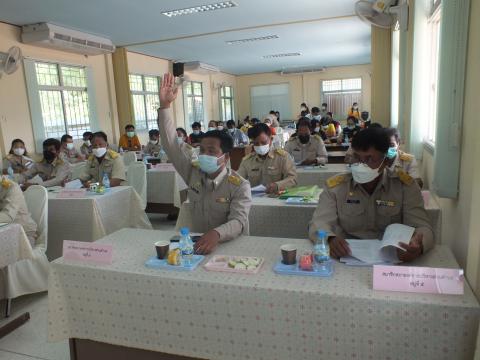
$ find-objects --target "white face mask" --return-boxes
[228,128,235,134]
[314,127,320,133]
[84,140,91,147]
[217,126,224,131]
[321,106,327,111]
[66,143,74,150]
[348,125,355,130]
[351,158,386,184]
[353,106,359,110]
[193,130,200,135]
[93,147,107,158]
[313,115,321,120]
[176,137,184,145]
[13,148,25,156]
[149,139,158,145]
[208,127,216,132]
[254,144,270,156]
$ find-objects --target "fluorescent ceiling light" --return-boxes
[263,52,301,59]
[162,1,238,17]
[226,35,279,45]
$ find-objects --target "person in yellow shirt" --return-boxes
[118,124,141,151]
[347,102,361,120]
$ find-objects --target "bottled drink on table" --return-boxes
[314,230,330,264]
[102,172,110,188]
[179,227,194,265]
[7,165,14,180]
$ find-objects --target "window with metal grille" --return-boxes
[128,74,161,131]
[183,81,205,128]
[34,62,91,139]
[220,86,234,122]
[321,78,362,119]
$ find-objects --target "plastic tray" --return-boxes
[145,255,204,271]
[285,197,317,205]
[273,259,334,277]
[204,255,264,274]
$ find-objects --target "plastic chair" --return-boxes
[5,185,49,307]
[127,162,147,209]
[122,151,137,167]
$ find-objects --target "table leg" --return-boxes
[0,312,30,339]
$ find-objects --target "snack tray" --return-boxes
[145,255,204,271]
[204,255,264,274]
[273,259,333,277]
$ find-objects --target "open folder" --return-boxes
[340,224,415,266]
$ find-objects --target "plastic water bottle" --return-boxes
[102,172,110,188]
[314,230,330,264]
[7,166,14,180]
[344,133,349,144]
[159,149,168,163]
[119,147,124,154]
[179,227,194,265]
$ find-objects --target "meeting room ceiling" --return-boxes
[0,0,371,75]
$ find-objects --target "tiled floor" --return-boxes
[0,213,176,360]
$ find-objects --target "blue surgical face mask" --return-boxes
[198,154,224,174]
[387,147,398,159]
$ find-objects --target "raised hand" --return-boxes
[159,73,178,108]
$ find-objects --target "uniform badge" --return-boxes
[190,182,201,194]
[251,168,260,172]
[267,166,276,170]
[346,199,360,204]
[376,200,396,207]
[216,197,230,203]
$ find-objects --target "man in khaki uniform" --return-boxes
[80,131,126,187]
[0,178,37,244]
[309,127,433,262]
[284,118,328,165]
[20,138,71,188]
[144,129,162,156]
[385,127,422,187]
[238,123,297,194]
[158,73,251,254]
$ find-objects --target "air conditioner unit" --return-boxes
[21,23,115,56]
[280,66,326,76]
[184,61,219,74]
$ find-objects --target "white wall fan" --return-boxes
[355,0,409,31]
[0,46,22,79]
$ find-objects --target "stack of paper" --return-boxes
[340,224,415,266]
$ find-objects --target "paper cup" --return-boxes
[281,244,297,265]
[155,240,170,259]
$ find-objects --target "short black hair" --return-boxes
[352,128,389,154]
[368,122,383,129]
[9,139,28,156]
[93,131,108,143]
[226,120,236,127]
[83,131,93,139]
[385,127,401,142]
[176,127,187,137]
[311,107,320,114]
[327,112,333,117]
[125,124,135,130]
[201,130,234,153]
[251,118,260,125]
[248,123,271,139]
[322,102,327,107]
[191,122,201,129]
[269,110,276,115]
[148,129,159,137]
[347,116,357,123]
[297,118,311,130]
[60,134,72,143]
[43,138,61,150]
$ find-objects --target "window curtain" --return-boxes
[323,92,362,120]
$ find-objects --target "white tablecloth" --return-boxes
[48,229,480,360]
[177,190,442,241]
[296,164,349,187]
[47,186,152,261]
[147,165,188,208]
[0,224,33,268]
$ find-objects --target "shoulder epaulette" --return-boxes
[191,161,200,168]
[397,169,414,185]
[326,174,347,189]
[1,178,12,189]
[313,134,322,141]
[228,175,242,186]
[108,149,119,159]
[5,154,14,161]
[399,152,414,162]
[88,154,94,161]
[275,148,287,156]
[242,152,255,160]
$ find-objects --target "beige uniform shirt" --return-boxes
[3,154,34,173]
[143,141,162,156]
[80,150,126,183]
[284,135,328,165]
[20,157,71,187]
[237,148,298,191]
[60,148,83,164]
[308,170,434,252]
[158,108,251,242]
[0,180,37,244]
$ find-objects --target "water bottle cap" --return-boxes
[317,230,327,238]
[180,227,189,236]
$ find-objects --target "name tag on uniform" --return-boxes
[251,168,260,172]
[267,166,276,170]
[293,148,300,152]
[346,199,360,204]
[376,200,396,207]
[190,182,201,194]
[216,197,230,203]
